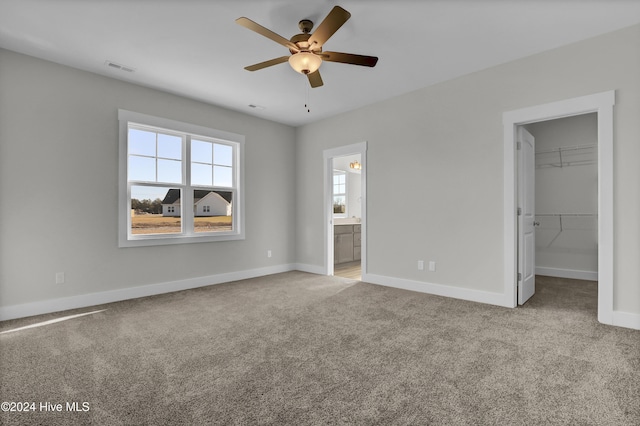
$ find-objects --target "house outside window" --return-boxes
[119,110,244,247]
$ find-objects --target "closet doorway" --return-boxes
[522,113,598,307]
[503,91,615,324]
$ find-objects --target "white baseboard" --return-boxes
[362,273,511,308]
[294,263,326,275]
[536,267,598,281]
[0,264,296,321]
[612,311,640,330]
[363,272,640,330]
[5,264,638,331]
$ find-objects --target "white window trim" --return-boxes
[118,109,245,247]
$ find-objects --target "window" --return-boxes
[333,170,347,217]
[119,110,244,247]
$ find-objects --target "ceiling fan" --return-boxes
[236,6,378,88]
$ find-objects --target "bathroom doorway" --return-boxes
[333,153,362,280]
[323,142,367,280]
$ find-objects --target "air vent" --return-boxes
[105,60,135,73]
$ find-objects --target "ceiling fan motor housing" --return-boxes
[289,32,320,54]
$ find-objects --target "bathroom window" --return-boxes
[333,170,347,217]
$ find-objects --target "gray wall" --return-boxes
[526,114,598,277]
[2,24,639,320]
[0,49,296,308]
[295,24,640,315]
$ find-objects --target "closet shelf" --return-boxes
[535,144,596,168]
[534,213,597,247]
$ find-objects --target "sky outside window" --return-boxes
[129,129,234,200]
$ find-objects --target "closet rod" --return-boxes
[536,213,597,247]
[535,144,596,155]
[535,213,597,217]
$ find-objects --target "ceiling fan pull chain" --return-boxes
[304,78,310,113]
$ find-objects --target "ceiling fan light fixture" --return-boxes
[288,52,322,74]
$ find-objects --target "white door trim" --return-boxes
[503,91,615,324]
[323,142,367,276]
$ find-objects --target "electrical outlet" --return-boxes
[429,261,436,272]
[417,260,424,271]
[267,250,272,258]
[55,272,65,284]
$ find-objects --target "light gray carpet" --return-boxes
[1,272,639,425]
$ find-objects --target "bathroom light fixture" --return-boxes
[350,161,362,170]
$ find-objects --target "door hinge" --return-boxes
[517,207,522,216]
[517,141,521,150]
[518,273,522,281]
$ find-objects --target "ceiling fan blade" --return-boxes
[307,70,323,88]
[236,17,299,52]
[307,6,351,49]
[322,51,378,67]
[244,56,290,72]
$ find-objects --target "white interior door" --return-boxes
[518,127,535,304]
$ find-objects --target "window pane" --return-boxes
[130,186,181,235]
[214,143,233,166]
[157,159,182,184]
[192,139,212,164]
[158,134,182,160]
[213,165,233,187]
[192,163,213,186]
[129,155,156,182]
[129,129,156,156]
[194,190,232,233]
[333,172,346,196]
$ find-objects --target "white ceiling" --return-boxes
[1,1,640,127]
